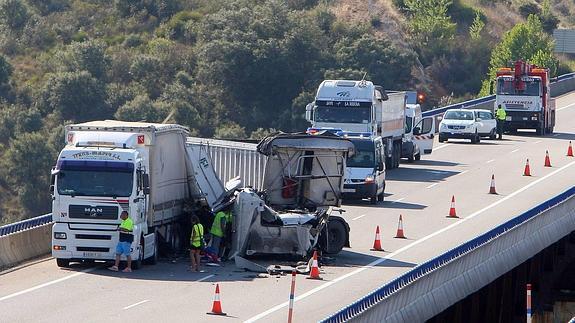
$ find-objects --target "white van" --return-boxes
[342,136,386,204]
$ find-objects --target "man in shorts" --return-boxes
[108,211,134,273]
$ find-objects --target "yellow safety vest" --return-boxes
[496,108,506,120]
[119,218,134,232]
[191,224,204,247]
[210,211,227,237]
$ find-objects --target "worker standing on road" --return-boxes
[190,215,204,272]
[496,104,507,140]
[108,211,134,273]
[209,208,229,258]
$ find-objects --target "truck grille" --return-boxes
[75,234,112,240]
[69,205,119,220]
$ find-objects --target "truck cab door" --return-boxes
[413,117,435,154]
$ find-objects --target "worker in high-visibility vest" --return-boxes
[108,211,134,272]
[496,105,507,140]
[209,209,229,257]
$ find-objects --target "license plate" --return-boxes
[522,117,528,120]
[82,252,101,258]
[506,116,512,121]
[343,188,356,193]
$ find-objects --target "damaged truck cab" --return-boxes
[230,132,354,258]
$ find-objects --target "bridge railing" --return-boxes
[321,186,575,323]
[0,214,52,237]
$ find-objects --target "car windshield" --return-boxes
[405,116,413,133]
[315,106,371,124]
[443,111,474,120]
[347,139,375,168]
[56,160,134,197]
[497,78,541,96]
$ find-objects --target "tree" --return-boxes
[115,94,161,122]
[27,0,69,15]
[0,0,30,31]
[62,40,109,80]
[214,122,247,139]
[469,10,485,41]
[1,132,55,215]
[0,54,12,99]
[37,71,109,121]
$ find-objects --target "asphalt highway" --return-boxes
[1,93,574,323]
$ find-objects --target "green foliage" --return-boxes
[469,10,485,41]
[115,0,180,21]
[27,0,70,15]
[53,40,109,80]
[1,131,55,214]
[36,71,108,121]
[214,122,247,139]
[114,94,161,122]
[404,0,456,63]
[249,127,277,140]
[0,0,31,31]
[0,54,13,87]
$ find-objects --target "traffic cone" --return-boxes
[523,159,531,176]
[207,284,227,316]
[307,250,323,280]
[544,150,552,167]
[489,174,498,195]
[568,141,574,157]
[447,195,458,218]
[371,226,384,251]
[395,215,406,239]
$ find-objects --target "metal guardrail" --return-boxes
[321,185,575,323]
[0,214,52,237]
[421,71,575,118]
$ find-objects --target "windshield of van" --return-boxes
[443,110,474,120]
[56,160,134,197]
[347,140,375,168]
[315,106,371,124]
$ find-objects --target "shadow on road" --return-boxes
[403,159,460,167]
[385,167,460,183]
[325,249,416,269]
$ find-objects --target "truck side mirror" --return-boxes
[305,103,313,123]
[143,174,150,195]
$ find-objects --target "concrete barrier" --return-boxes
[349,193,575,322]
[0,223,51,269]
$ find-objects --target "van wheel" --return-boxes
[370,195,377,204]
[415,153,421,161]
[56,258,70,268]
[489,129,496,140]
[377,191,384,202]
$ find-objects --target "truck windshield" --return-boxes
[56,160,134,197]
[315,106,371,124]
[497,79,541,96]
[347,140,375,168]
[443,111,474,120]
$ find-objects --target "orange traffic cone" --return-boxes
[523,159,531,176]
[207,284,227,316]
[544,151,552,167]
[568,141,574,157]
[489,174,498,195]
[371,226,384,251]
[307,250,323,280]
[447,195,458,218]
[395,215,406,239]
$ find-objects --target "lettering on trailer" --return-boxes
[502,100,535,105]
[316,100,372,107]
[71,151,122,161]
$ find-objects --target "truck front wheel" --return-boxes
[319,220,347,254]
[56,258,70,268]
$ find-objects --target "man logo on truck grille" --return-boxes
[85,207,103,217]
[336,91,350,98]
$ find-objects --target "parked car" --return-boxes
[438,109,481,144]
[472,109,497,139]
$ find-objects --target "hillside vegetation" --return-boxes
[0,0,572,223]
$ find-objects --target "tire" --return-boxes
[489,129,496,140]
[407,155,414,163]
[470,133,477,144]
[415,153,421,161]
[56,258,70,268]
[132,238,144,270]
[377,190,384,202]
[370,195,377,204]
[476,134,480,143]
[319,219,347,254]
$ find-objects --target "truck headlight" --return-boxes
[54,232,67,239]
[531,116,538,121]
[364,176,374,183]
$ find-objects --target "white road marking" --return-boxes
[123,299,149,310]
[534,140,542,144]
[458,170,469,176]
[391,198,405,204]
[510,149,520,154]
[0,267,96,302]
[553,134,560,137]
[426,183,439,189]
[352,214,367,221]
[486,159,495,164]
[433,144,452,151]
[196,274,214,282]
[244,159,575,323]
[557,102,575,111]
